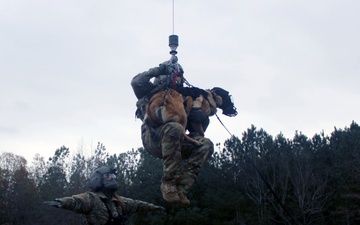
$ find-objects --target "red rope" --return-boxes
[171,72,182,86]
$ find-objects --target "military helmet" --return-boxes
[89,166,116,191]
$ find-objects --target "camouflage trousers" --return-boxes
[141,122,214,193]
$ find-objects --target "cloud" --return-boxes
[1,0,359,163]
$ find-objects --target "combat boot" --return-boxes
[177,185,190,207]
[178,192,190,207]
[160,180,180,203]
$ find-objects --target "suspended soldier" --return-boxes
[131,58,214,207]
[44,166,164,225]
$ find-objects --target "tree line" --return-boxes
[1,121,360,225]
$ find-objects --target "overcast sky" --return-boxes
[1,0,359,163]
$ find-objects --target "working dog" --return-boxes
[145,86,237,145]
[145,88,203,146]
[176,87,238,136]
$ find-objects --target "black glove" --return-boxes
[44,200,62,208]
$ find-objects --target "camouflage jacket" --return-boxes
[131,60,184,121]
[56,191,159,225]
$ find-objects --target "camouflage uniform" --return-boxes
[131,61,214,205]
[56,191,159,225]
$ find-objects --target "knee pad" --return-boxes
[201,138,214,154]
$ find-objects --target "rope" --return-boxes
[241,152,296,225]
[215,114,298,225]
[215,114,232,136]
[182,77,193,87]
[172,0,175,34]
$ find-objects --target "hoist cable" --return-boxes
[172,0,175,34]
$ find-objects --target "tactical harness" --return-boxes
[101,198,128,225]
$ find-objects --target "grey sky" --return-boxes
[1,0,359,162]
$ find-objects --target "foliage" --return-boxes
[1,122,360,224]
